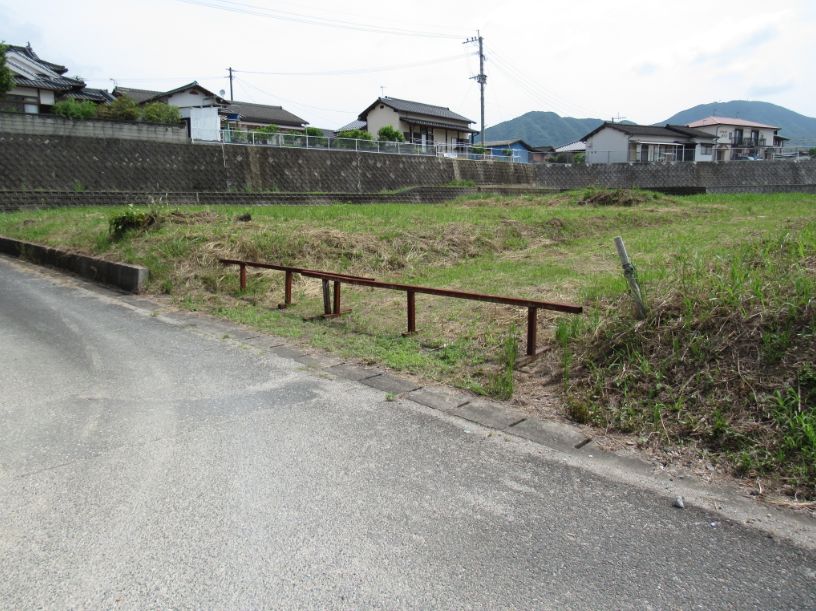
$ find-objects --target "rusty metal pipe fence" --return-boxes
[220,258,582,356]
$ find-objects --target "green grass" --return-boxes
[1,190,815,495]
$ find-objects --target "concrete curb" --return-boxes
[0,236,148,293]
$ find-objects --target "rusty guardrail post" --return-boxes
[321,279,331,315]
[284,271,293,307]
[526,307,537,356]
[333,281,341,315]
[406,290,416,335]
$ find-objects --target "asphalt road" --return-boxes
[1,257,815,609]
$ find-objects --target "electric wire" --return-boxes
[174,0,464,39]
[235,54,466,77]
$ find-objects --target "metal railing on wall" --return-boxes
[191,128,523,163]
[585,146,811,164]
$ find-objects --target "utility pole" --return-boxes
[227,67,234,101]
[464,31,486,145]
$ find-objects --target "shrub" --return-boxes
[809,147,816,157]
[141,102,180,124]
[258,124,279,134]
[471,145,485,155]
[53,99,97,120]
[377,125,405,142]
[336,128,372,141]
[99,95,140,121]
[305,126,328,147]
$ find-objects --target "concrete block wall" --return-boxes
[0,132,813,197]
[0,112,188,144]
[536,160,816,191]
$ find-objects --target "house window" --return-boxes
[701,144,713,155]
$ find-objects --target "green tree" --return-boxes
[809,147,816,157]
[377,125,404,142]
[141,102,181,124]
[0,43,14,95]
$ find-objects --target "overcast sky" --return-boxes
[3,0,814,129]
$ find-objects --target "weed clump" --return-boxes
[578,188,661,207]
[563,224,816,498]
[109,205,163,240]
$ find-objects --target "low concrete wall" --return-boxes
[0,235,148,293]
[0,112,188,143]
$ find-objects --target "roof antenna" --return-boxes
[380,85,386,98]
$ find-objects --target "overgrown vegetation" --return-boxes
[2,191,815,497]
[562,222,816,498]
[0,42,14,95]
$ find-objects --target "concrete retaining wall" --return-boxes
[1,132,814,196]
[0,112,188,143]
[0,235,148,293]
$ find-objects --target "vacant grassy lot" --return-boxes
[2,190,814,497]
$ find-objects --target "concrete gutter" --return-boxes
[0,236,148,293]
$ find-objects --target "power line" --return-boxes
[233,76,355,115]
[485,45,606,118]
[235,54,465,77]
[174,0,464,39]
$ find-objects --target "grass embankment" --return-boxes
[1,190,814,497]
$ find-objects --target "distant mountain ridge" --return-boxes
[483,101,816,148]
[481,112,602,148]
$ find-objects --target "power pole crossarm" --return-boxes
[464,32,486,145]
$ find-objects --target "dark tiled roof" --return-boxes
[399,115,477,132]
[225,100,307,127]
[360,97,474,125]
[583,121,717,142]
[483,139,535,150]
[7,44,68,75]
[337,119,367,132]
[112,87,162,103]
[12,76,84,91]
[61,88,116,103]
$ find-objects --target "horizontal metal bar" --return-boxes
[220,258,582,314]
[220,259,374,282]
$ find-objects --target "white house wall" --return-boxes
[365,105,402,137]
[165,91,220,108]
[586,128,629,164]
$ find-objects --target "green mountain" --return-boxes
[483,101,816,148]
[481,111,602,148]
[660,101,816,146]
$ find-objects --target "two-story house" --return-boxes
[356,97,476,148]
[685,116,785,160]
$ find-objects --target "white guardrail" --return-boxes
[191,128,522,163]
